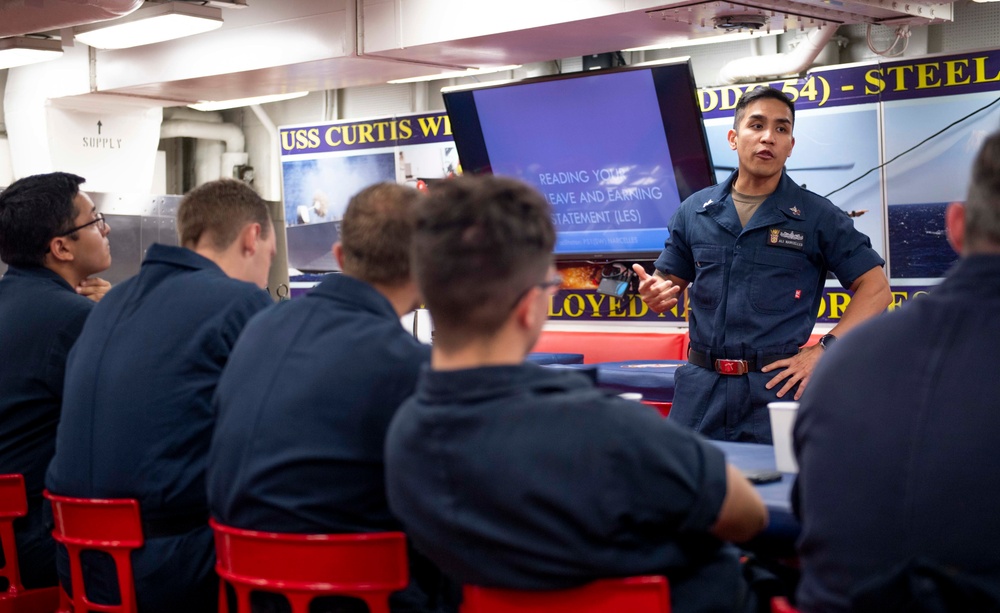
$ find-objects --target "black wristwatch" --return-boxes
[819,333,837,350]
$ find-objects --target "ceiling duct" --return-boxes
[160,118,244,153]
[714,13,769,30]
[647,0,952,42]
[0,0,144,38]
[0,1,962,110]
[718,25,838,84]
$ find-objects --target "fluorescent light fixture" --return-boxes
[628,57,694,68]
[441,78,519,94]
[0,37,63,69]
[388,65,522,84]
[188,91,310,112]
[74,2,223,50]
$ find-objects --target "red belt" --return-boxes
[687,348,795,375]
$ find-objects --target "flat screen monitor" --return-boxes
[443,58,715,260]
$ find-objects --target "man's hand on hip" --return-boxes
[761,343,825,400]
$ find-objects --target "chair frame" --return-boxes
[43,490,144,613]
[0,475,62,613]
[210,520,408,613]
[771,596,801,613]
[641,400,673,417]
[462,575,671,613]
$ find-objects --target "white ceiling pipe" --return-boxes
[164,107,224,123]
[194,138,225,186]
[718,26,838,85]
[160,119,245,153]
[249,103,281,202]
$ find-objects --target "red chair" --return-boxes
[462,576,670,613]
[771,596,802,613]
[0,475,62,613]
[44,491,144,613]
[210,520,408,613]
[641,400,672,417]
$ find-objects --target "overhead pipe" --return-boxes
[160,119,244,152]
[718,26,839,85]
[160,119,247,186]
[249,104,281,202]
[248,103,289,302]
[164,107,224,124]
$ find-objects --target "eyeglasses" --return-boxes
[58,213,107,237]
[537,275,564,293]
[510,273,563,312]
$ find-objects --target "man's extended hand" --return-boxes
[77,277,111,303]
[761,343,824,400]
[632,264,682,314]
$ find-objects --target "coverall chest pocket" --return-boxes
[690,245,727,310]
[750,248,809,314]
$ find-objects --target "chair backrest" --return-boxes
[43,491,144,613]
[641,400,672,418]
[771,596,801,613]
[210,520,408,613]
[462,576,670,613]
[0,474,29,594]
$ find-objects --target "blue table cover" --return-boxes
[526,352,585,365]
[712,441,798,541]
[545,360,683,402]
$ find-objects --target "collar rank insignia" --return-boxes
[703,199,714,208]
[789,206,802,216]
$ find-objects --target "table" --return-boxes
[713,441,799,542]
[547,360,684,402]
[526,352,585,365]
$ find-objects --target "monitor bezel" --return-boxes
[442,58,716,262]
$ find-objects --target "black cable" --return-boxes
[824,93,1000,199]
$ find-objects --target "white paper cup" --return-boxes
[767,401,800,474]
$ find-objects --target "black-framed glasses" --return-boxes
[536,275,563,293]
[58,213,107,237]
[510,273,563,312]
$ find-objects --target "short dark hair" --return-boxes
[963,131,1000,252]
[0,172,86,266]
[413,175,555,349]
[733,86,795,129]
[177,179,271,250]
[340,183,423,286]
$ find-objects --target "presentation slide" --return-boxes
[471,70,682,256]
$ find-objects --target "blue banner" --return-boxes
[280,112,454,156]
[698,48,1000,119]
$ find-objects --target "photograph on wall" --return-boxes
[704,102,885,264]
[279,112,457,272]
[282,153,396,226]
[883,91,1000,280]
